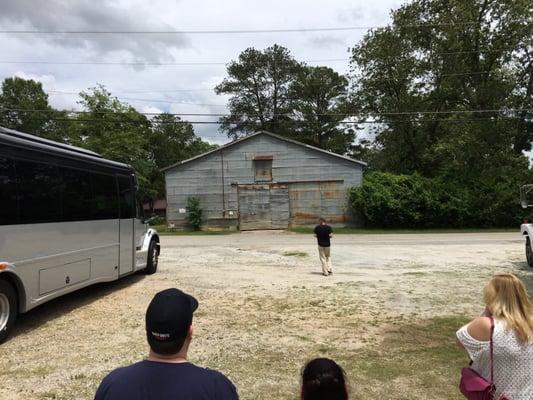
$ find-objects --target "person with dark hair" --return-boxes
[301,358,348,400]
[94,288,238,400]
[314,218,333,276]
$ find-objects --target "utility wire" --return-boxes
[1,107,530,118]
[47,91,228,107]
[38,64,520,106]
[0,58,348,66]
[0,20,529,34]
[3,116,523,131]
[0,47,520,67]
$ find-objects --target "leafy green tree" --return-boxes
[73,85,155,199]
[148,113,216,199]
[290,66,354,154]
[0,77,72,142]
[215,44,303,139]
[349,0,532,177]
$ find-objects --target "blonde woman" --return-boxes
[456,273,533,399]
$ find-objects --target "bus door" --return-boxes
[118,175,135,275]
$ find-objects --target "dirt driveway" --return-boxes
[1,231,530,400]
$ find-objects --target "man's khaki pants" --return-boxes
[318,246,332,275]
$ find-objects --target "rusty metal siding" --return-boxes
[288,181,346,226]
[164,133,363,229]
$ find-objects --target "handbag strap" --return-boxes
[489,315,494,384]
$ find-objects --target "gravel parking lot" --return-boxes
[1,231,530,400]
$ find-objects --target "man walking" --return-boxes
[95,288,239,400]
[314,218,333,276]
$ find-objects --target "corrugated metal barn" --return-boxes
[162,131,366,230]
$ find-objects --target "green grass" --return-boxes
[289,227,517,234]
[152,224,516,236]
[151,224,237,235]
[333,315,470,399]
[283,251,308,257]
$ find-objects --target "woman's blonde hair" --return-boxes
[484,273,533,342]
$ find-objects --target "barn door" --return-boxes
[238,185,272,230]
[270,184,289,229]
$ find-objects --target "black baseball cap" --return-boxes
[145,288,198,352]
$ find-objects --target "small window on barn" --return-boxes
[254,156,273,182]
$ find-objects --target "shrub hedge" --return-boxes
[349,172,526,228]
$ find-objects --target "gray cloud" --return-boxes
[308,35,347,49]
[337,8,366,23]
[0,0,190,62]
[0,0,401,144]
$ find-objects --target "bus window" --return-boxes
[16,160,61,224]
[93,173,119,220]
[118,176,134,219]
[0,156,18,225]
[61,167,94,222]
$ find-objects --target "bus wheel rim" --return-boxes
[0,293,9,331]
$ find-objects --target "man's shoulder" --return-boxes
[192,365,238,397]
[198,366,235,386]
[96,362,238,400]
[100,361,144,382]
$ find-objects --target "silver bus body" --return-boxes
[0,127,160,342]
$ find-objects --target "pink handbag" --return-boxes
[459,317,509,400]
[459,366,495,400]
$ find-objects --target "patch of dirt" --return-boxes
[0,232,528,399]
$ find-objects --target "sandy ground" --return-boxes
[0,231,530,399]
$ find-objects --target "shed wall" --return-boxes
[164,134,363,229]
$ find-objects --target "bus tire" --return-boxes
[0,279,18,344]
[145,240,159,275]
[526,237,533,268]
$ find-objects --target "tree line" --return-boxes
[214,0,532,227]
[0,0,531,226]
[0,80,215,203]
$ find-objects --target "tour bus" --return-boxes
[0,127,160,343]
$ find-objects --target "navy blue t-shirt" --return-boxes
[94,361,238,400]
[314,224,332,247]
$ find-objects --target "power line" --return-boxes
[1,106,530,118]
[0,47,523,69]
[47,91,228,107]
[0,58,349,66]
[3,116,523,132]
[0,20,529,35]
[38,65,517,106]
[0,48,520,67]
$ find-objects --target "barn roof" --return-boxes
[161,131,367,172]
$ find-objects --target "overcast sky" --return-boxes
[0,0,405,143]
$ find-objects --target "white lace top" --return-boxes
[456,319,533,400]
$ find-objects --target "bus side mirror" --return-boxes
[520,185,533,209]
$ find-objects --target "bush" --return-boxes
[146,214,164,226]
[186,197,202,230]
[350,172,525,228]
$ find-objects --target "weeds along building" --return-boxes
[162,131,366,230]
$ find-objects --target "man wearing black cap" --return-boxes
[95,288,238,400]
[314,218,333,276]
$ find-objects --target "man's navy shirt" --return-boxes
[94,360,238,400]
[314,224,332,247]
